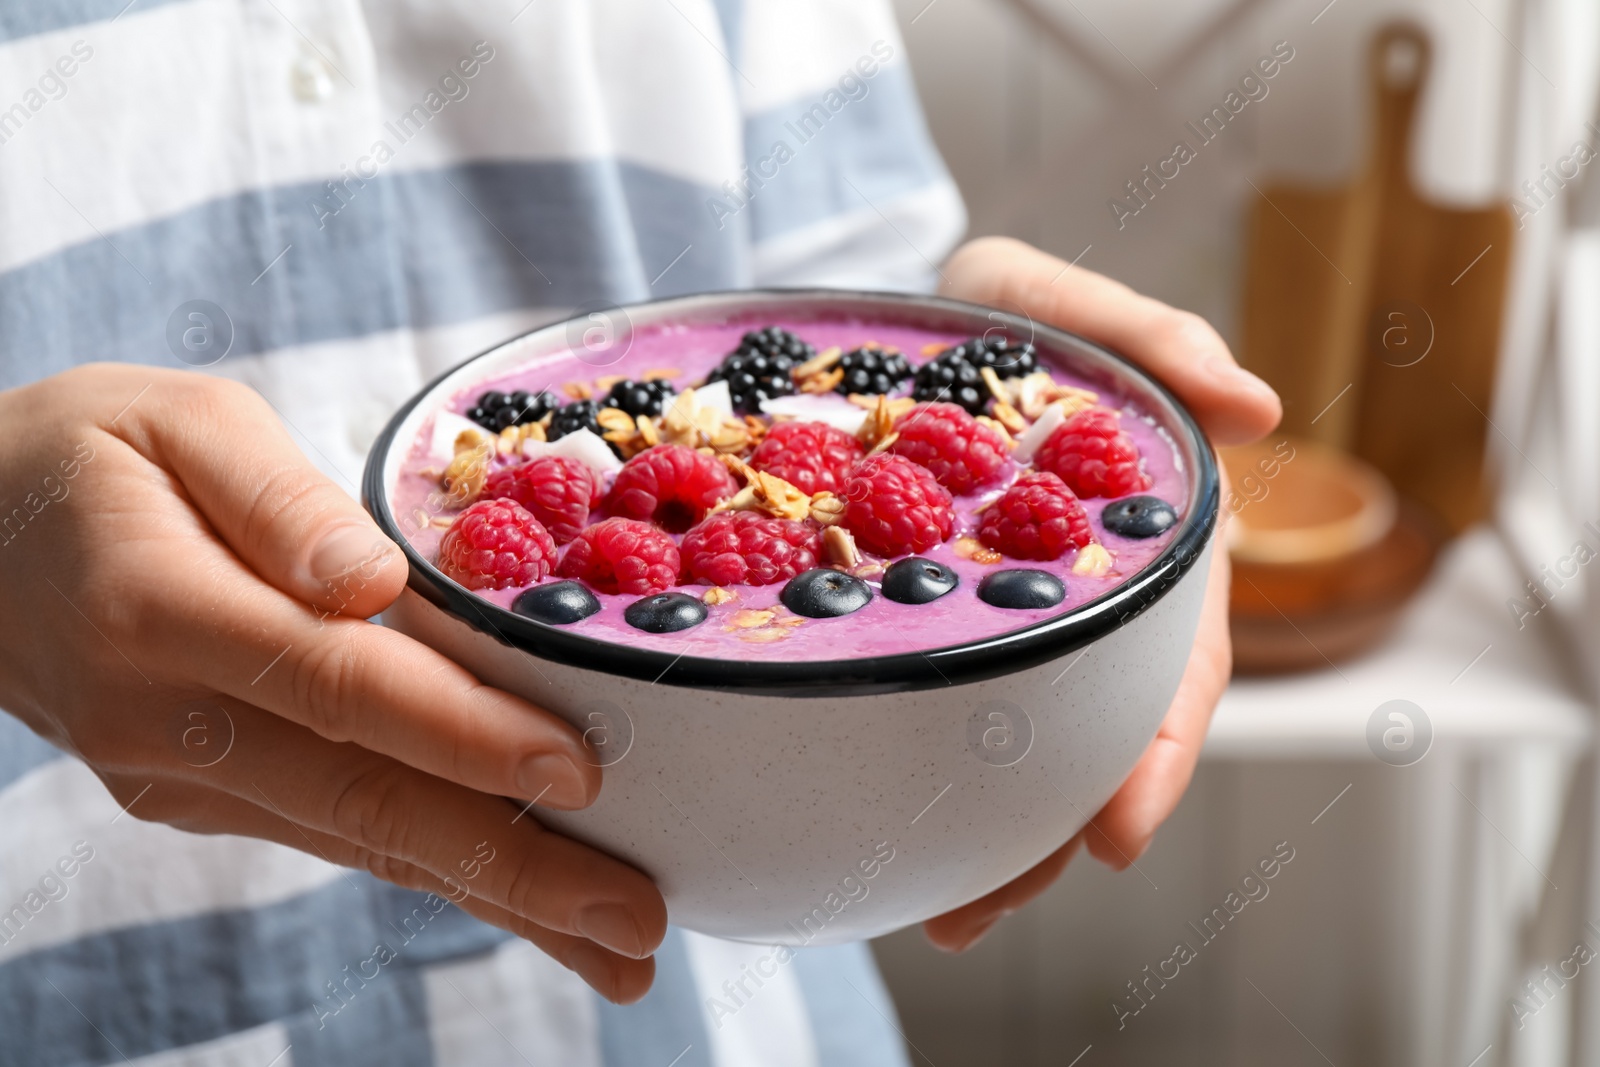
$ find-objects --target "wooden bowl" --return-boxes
[1222,438,1444,674]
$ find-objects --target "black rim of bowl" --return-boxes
[362,289,1220,697]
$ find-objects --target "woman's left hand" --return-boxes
[922,237,1281,952]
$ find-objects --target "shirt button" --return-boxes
[291,52,334,103]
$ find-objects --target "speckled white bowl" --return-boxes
[365,290,1218,945]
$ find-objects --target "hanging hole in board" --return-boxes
[1384,36,1422,89]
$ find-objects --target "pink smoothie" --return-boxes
[390,317,1188,661]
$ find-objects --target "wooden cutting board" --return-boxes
[1239,21,1514,533]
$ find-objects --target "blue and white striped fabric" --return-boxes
[0,1,964,1063]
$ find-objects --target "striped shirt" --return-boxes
[0,1,964,1063]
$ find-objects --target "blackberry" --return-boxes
[549,399,627,458]
[911,350,989,414]
[602,378,677,419]
[704,326,811,413]
[467,388,561,432]
[944,336,1040,379]
[548,400,604,441]
[835,345,912,397]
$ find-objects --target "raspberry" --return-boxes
[606,444,738,533]
[748,421,864,495]
[681,510,822,587]
[482,456,600,544]
[978,471,1093,561]
[438,499,556,591]
[841,453,954,557]
[1033,408,1153,498]
[558,518,680,595]
[890,402,1008,494]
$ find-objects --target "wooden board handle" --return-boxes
[1368,22,1431,195]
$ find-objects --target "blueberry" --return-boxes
[624,592,708,633]
[978,569,1065,610]
[1101,496,1178,539]
[512,581,602,625]
[780,568,873,618]
[882,557,959,605]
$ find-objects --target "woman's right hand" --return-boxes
[0,364,666,1003]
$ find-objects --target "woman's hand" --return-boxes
[0,364,665,1002]
[923,237,1281,951]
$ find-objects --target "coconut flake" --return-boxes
[428,411,488,463]
[520,428,622,478]
[759,394,868,434]
[693,379,735,416]
[1012,402,1068,464]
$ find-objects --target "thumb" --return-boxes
[128,374,407,617]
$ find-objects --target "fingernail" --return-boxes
[1205,356,1275,397]
[517,753,588,808]
[953,917,1000,953]
[576,902,646,958]
[566,941,619,998]
[309,523,396,585]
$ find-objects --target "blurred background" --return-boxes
[869,0,1600,1064]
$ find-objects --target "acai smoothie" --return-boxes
[390,315,1188,662]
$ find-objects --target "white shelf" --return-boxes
[1204,527,1593,759]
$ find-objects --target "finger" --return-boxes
[123,776,655,1003]
[940,237,1281,446]
[450,895,658,1005]
[1084,543,1232,868]
[922,835,1083,953]
[145,561,598,807]
[193,700,667,960]
[115,373,406,616]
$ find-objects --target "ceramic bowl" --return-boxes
[363,290,1219,945]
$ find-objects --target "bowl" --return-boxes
[1222,437,1396,566]
[363,289,1219,945]
[1222,437,1442,673]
